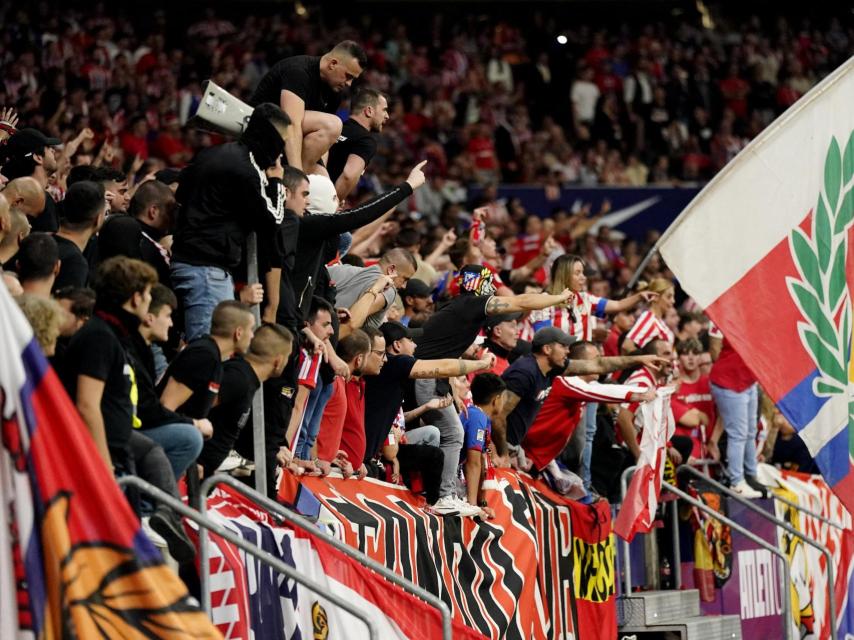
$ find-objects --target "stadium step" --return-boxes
[618,589,742,640]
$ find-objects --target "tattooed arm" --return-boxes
[564,354,669,376]
[409,353,497,379]
[490,390,521,456]
[485,289,572,316]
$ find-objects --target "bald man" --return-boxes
[250,41,367,173]
[0,207,31,266]
[2,176,46,219]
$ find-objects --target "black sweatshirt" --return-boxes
[172,141,285,272]
[284,181,413,323]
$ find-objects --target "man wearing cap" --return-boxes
[400,278,433,327]
[53,181,108,291]
[411,264,574,508]
[364,321,496,515]
[0,128,60,232]
[478,312,528,376]
[495,326,671,466]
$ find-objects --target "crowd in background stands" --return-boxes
[3,2,854,195]
[0,1,826,568]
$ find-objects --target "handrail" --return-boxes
[199,473,453,639]
[679,465,838,640]
[619,465,635,593]
[662,481,793,640]
[619,464,681,591]
[771,491,846,531]
[117,475,377,638]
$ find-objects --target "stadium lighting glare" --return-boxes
[556,35,568,45]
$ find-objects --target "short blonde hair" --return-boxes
[17,294,63,355]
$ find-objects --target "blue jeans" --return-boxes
[710,383,758,484]
[142,423,204,478]
[405,425,441,447]
[295,378,334,459]
[171,262,235,342]
[580,402,598,491]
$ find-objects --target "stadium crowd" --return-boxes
[0,2,829,564]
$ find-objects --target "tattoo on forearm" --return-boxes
[486,297,510,314]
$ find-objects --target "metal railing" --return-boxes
[198,473,453,639]
[678,465,837,640]
[118,476,378,638]
[661,481,793,640]
[618,465,682,592]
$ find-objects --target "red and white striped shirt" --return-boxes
[625,310,674,349]
[297,348,322,390]
[521,291,610,342]
[522,376,639,470]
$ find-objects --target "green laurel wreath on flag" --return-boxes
[787,133,854,407]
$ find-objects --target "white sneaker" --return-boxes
[427,496,461,516]
[217,450,244,472]
[451,496,483,518]
[732,480,762,499]
[141,516,168,548]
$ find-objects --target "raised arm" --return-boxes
[490,389,521,457]
[563,354,669,376]
[299,161,426,241]
[485,289,571,316]
[409,353,496,379]
[604,290,657,314]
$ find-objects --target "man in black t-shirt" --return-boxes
[16,232,59,297]
[363,322,494,511]
[205,324,293,489]
[327,88,388,200]
[250,41,367,173]
[53,181,107,291]
[412,264,573,504]
[60,256,195,562]
[99,180,177,288]
[159,300,255,419]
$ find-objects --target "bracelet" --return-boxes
[479,500,488,508]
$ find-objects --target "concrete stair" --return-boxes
[618,589,742,640]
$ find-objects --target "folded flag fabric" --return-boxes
[0,282,220,639]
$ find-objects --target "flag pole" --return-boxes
[246,232,267,498]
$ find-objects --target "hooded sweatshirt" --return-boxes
[172,109,286,272]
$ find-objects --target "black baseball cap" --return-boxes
[485,312,523,331]
[532,326,576,351]
[402,278,432,299]
[1,128,60,161]
[154,168,181,185]
[380,321,424,344]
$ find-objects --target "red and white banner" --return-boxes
[192,485,485,640]
[758,464,854,639]
[293,469,617,640]
[614,389,675,541]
